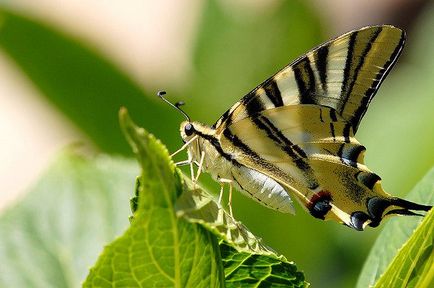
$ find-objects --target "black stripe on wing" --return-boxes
[264,80,284,107]
[314,45,329,92]
[293,57,317,104]
[339,26,405,132]
[340,28,382,110]
[351,32,405,131]
[242,93,266,116]
[336,143,366,168]
[221,128,290,181]
[340,31,358,110]
[250,115,319,190]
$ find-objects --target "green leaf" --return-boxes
[0,8,181,154]
[83,207,222,288]
[176,179,273,255]
[374,206,434,288]
[0,153,138,287]
[176,179,307,287]
[84,109,224,287]
[356,168,434,288]
[221,242,305,288]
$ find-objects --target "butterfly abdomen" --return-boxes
[230,166,295,214]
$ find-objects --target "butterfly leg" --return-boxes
[218,178,234,217]
[218,184,224,204]
[171,136,201,182]
[173,150,196,180]
[228,182,233,217]
[170,135,198,158]
[174,160,190,166]
[188,151,195,181]
[194,151,205,183]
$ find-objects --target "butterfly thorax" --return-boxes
[180,121,239,180]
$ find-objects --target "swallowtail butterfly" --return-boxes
[161,25,432,231]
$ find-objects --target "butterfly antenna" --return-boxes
[157,91,191,122]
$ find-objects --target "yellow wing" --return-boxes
[214,25,405,134]
[219,105,430,230]
[214,26,431,230]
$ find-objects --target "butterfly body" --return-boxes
[176,25,432,230]
[181,121,295,213]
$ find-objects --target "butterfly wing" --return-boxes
[214,25,405,134]
[215,26,430,230]
[218,105,382,229]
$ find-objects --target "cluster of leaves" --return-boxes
[3,109,432,287]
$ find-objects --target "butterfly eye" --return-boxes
[184,123,194,136]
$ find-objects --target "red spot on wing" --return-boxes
[307,190,333,220]
[307,190,332,210]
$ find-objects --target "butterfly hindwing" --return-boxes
[219,105,395,229]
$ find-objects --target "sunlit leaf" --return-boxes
[373,206,433,288]
[357,168,434,288]
[84,109,223,287]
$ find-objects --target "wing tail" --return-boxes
[385,198,432,217]
[361,197,432,229]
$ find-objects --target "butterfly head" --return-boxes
[180,121,196,142]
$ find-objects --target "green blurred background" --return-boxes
[0,0,433,287]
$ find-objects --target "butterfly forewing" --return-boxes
[215,25,405,133]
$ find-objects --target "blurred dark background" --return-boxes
[0,0,433,287]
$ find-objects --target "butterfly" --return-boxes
[160,25,432,231]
